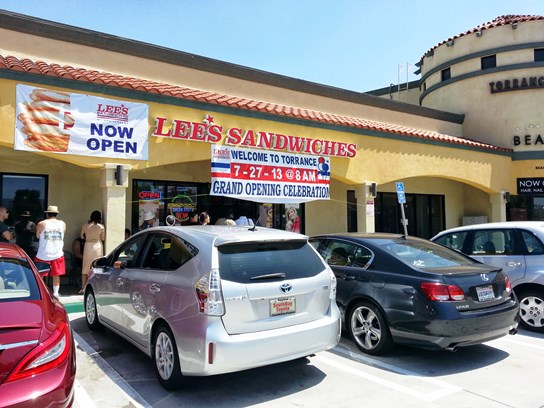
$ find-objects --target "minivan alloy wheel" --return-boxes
[153,325,184,389]
[518,289,544,333]
[85,291,101,330]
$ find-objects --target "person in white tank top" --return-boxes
[35,205,66,298]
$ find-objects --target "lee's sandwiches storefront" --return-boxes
[0,11,514,254]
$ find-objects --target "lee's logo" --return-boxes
[97,103,129,123]
[213,148,230,159]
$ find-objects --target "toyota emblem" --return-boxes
[280,283,292,294]
[480,273,490,281]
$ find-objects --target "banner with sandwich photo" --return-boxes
[14,84,149,160]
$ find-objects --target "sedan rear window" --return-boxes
[378,239,476,269]
[218,240,325,283]
[0,259,40,301]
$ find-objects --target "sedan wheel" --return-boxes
[85,291,102,330]
[153,325,184,389]
[518,289,544,333]
[349,301,392,355]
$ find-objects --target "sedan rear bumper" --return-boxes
[389,299,520,350]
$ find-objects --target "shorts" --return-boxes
[35,255,66,277]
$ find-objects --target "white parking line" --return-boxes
[318,347,462,402]
[493,336,544,350]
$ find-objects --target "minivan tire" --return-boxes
[517,288,544,333]
[85,290,102,330]
[153,324,184,389]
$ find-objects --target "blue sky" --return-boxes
[1,0,544,92]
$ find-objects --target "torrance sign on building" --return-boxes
[152,114,357,158]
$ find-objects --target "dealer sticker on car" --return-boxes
[270,297,296,316]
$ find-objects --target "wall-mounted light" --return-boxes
[511,22,518,29]
[446,39,455,47]
[476,30,483,37]
[114,165,123,186]
[503,191,511,203]
[369,183,378,198]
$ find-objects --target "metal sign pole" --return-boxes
[399,203,408,236]
[396,182,408,236]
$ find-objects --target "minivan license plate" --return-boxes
[270,297,296,316]
[476,285,495,302]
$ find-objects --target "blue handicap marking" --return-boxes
[396,182,406,203]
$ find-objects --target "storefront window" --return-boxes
[132,180,207,233]
[375,192,444,239]
[132,179,305,233]
[0,173,47,226]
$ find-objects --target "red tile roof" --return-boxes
[0,54,511,153]
[422,15,544,58]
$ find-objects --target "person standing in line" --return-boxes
[35,205,66,299]
[182,211,199,225]
[0,206,13,243]
[80,210,105,294]
[139,211,156,231]
[15,210,36,258]
[71,235,85,279]
[199,212,210,225]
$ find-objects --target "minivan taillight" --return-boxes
[6,321,71,383]
[421,282,466,301]
[328,267,337,300]
[194,269,225,316]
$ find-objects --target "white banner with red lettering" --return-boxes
[14,84,148,160]
[210,144,330,204]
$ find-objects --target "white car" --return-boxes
[84,225,340,389]
[432,221,544,332]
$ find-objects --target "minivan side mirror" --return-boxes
[92,257,108,268]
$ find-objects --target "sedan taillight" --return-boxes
[6,321,71,383]
[194,269,225,316]
[505,275,512,293]
[421,282,466,301]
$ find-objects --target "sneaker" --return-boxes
[53,293,61,299]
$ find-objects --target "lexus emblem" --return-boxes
[280,283,292,294]
[480,274,490,281]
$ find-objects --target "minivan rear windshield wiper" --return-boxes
[250,273,286,280]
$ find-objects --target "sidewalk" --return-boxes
[60,291,148,408]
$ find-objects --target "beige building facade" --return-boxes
[0,11,527,257]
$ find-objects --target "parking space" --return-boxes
[65,298,544,407]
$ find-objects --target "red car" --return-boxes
[0,243,76,407]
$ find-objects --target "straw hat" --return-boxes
[44,205,59,214]
[143,211,155,221]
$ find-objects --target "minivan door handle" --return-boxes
[506,261,522,267]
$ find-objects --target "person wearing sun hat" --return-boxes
[139,210,156,231]
[35,205,66,298]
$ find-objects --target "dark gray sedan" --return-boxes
[310,233,519,355]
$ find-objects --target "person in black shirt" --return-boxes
[14,210,36,258]
[0,206,13,243]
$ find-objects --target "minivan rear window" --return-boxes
[218,240,325,283]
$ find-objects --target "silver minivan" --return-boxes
[432,221,544,333]
[84,225,341,389]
